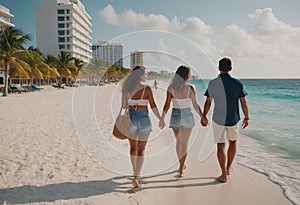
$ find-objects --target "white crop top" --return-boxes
[171,86,192,109]
[128,99,149,106]
[127,86,149,107]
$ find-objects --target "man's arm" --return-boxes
[203,97,212,116]
[201,97,212,126]
[240,97,249,129]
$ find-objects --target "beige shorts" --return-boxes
[212,121,239,143]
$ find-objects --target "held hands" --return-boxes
[201,116,209,127]
[159,118,165,129]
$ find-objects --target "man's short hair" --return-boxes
[219,57,232,71]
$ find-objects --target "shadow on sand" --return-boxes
[0,170,219,204]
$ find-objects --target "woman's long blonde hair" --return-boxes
[122,65,146,93]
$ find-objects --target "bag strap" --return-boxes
[118,92,130,116]
[128,92,131,100]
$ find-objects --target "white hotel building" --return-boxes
[36,0,92,63]
[0,4,14,32]
[0,4,14,88]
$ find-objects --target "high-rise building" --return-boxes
[0,4,14,32]
[92,41,123,67]
[0,4,14,88]
[36,0,92,63]
[130,51,144,69]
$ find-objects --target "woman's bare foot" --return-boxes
[133,177,140,188]
[227,166,233,175]
[178,165,186,178]
[217,175,227,183]
[178,164,186,172]
[178,171,184,178]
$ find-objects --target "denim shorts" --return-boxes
[169,108,195,130]
[129,109,152,134]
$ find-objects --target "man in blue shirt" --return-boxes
[202,57,249,183]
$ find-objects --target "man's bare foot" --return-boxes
[217,175,227,183]
[227,166,233,175]
[133,177,140,188]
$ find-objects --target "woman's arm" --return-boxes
[147,87,161,120]
[189,85,204,119]
[161,89,172,121]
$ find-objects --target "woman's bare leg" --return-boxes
[133,133,150,188]
[128,136,138,187]
[172,129,180,164]
[172,128,192,177]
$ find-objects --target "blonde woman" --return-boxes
[121,65,161,188]
[160,65,205,177]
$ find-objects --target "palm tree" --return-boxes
[105,64,130,82]
[0,27,30,96]
[45,55,57,65]
[28,46,43,56]
[44,55,60,84]
[53,50,76,84]
[15,49,53,85]
[71,58,84,84]
[78,59,108,84]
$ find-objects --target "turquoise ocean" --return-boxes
[191,79,300,205]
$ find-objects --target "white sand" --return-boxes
[0,84,293,205]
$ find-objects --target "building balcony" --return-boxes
[0,5,14,18]
[0,18,14,28]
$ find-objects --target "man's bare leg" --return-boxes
[217,143,227,182]
[227,140,236,175]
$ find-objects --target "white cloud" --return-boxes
[100,4,214,38]
[99,5,300,78]
[99,4,119,25]
[215,7,300,60]
[247,7,300,58]
[153,39,169,53]
[248,7,300,42]
[219,24,274,57]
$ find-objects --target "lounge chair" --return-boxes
[31,85,44,91]
[9,86,27,94]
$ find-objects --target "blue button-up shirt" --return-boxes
[204,73,247,126]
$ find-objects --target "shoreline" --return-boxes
[0,84,295,204]
[237,134,300,205]
[237,162,296,205]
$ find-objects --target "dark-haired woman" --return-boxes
[121,65,161,188]
[160,65,205,178]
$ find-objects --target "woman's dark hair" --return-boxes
[122,65,146,93]
[169,65,190,91]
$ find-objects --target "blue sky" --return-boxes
[1,0,300,78]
